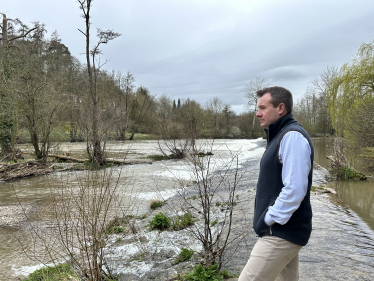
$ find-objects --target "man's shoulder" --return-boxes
[279,123,311,142]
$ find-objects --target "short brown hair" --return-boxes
[256,86,293,114]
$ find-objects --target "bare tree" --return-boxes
[77,0,121,165]
[118,71,135,140]
[128,86,154,140]
[18,168,135,281]
[162,140,244,270]
[0,13,40,46]
[206,97,225,136]
[0,13,44,160]
[245,77,269,137]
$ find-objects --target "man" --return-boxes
[239,86,314,281]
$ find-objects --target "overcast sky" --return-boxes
[2,0,374,113]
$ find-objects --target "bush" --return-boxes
[171,213,195,230]
[175,247,195,264]
[149,212,171,230]
[181,263,223,281]
[23,263,78,281]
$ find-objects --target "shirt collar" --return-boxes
[264,114,297,143]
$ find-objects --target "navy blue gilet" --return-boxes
[253,114,314,246]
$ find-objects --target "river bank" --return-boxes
[2,139,374,280]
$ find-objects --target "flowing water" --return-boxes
[311,138,374,230]
[0,138,373,280]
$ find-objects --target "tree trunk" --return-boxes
[252,113,256,138]
[83,0,104,165]
[29,130,42,159]
[2,14,7,46]
[129,131,135,140]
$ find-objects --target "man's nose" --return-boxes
[256,110,261,117]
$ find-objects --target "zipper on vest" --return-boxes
[269,226,272,235]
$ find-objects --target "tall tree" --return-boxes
[326,40,374,157]
[326,40,374,138]
[245,77,269,137]
[118,71,135,139]
[128,86,154,140]
[206,97,224,131]
[77,0,121,165]
[0,14,45,160]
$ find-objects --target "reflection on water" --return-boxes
[311,137,374,232]
[327,180,374,231]
[312,137,373,176]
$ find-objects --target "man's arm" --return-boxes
[264,131,311,226]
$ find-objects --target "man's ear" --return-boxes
[278,103,286,115]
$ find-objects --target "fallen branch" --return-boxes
[48,154,87,163]
[0,160,51,181]
[106,158,153,165]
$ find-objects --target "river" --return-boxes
[312,137,374,230]
[0,138,373,280]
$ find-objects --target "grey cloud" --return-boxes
[3,0,374,113]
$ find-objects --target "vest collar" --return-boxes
[264,114,297,143]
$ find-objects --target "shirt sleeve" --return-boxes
[264,131,311,226]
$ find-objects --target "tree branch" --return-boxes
[7,26,38,43]
[78,28,87,37]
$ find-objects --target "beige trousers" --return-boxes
[238,236,303,281]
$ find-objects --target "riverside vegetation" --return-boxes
[15,138,244,280]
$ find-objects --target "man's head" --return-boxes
[255,86,293,129]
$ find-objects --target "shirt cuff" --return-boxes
[265,211,275,226]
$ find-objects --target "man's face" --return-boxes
[256,93,283,129]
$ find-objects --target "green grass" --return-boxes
[180,263,223,281]
[179,263,238,281]
[174,248,195,264]
[23,263,78,281]
[210,220,218,227]
[171,213,195,230]
[150,199,164,209]
[220,269,238,279]
[102,216,129,235]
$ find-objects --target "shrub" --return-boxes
[149,212,171,230]
[150,199,164,209]
[174,247,195,264]
[171,213,195,230]
[181,263,223,281]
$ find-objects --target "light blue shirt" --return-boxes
[264,131,312,226]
